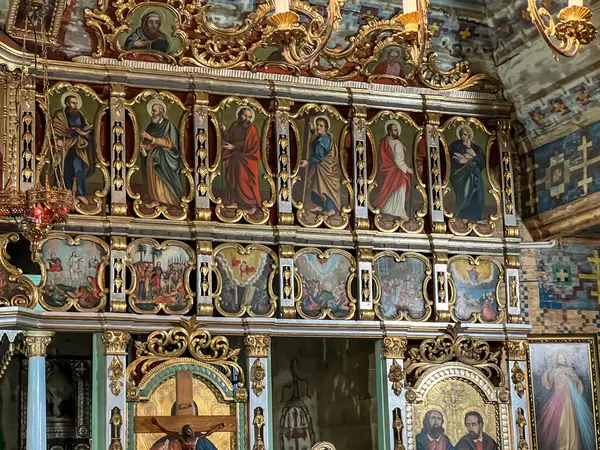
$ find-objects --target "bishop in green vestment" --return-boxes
[140,103,184,209]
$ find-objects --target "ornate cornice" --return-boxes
[245,335,271,358]
[102,331,131,355]
[23,331,54,357]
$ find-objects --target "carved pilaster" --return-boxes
[194,91,211,221]
[19,76,36,190]
[358,248,374,320]
[102,331,131,355]
[196,240,213,316]
[506,340,531,450]
[425,113,445,233]
[110,84,127,215]
[506,339,528,361]
[505,255,522,322]
[110,236,127,312]
[382,337,407,359]
[245,335,271,450]
[3,73,21,190]
[23,331,53,357]
[433,252,450,321]
[352,106,369,230]
[245,335,271,358]
[275,98,294,225]
[497,119,518,237]
[380,337,408,450]
[279,244,296,318]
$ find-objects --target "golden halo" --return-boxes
[235,106,255,123]
[384,119,402,135]
[313,115,331,131]
[147,98,168,116]
[456,124,475,141]
[60,91,83,108]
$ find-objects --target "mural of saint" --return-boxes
[150,419,223,450]
[219,107,262,215]
[372,48,405,77]
[124,10,170,52]
[455,412,498,450]
[537,350,595,450]
[372,120,413,221]
[52,93,96,203]
[139,100,184,209]
[416,410,454,450]
[449,124,486,223]
[299,116,342,217]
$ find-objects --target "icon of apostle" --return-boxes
[372,120,413,221]
[124,10,170,53]
[219,107,262,215]
[416,410,455,450]
[455,411,498,450]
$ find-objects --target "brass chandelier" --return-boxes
[0,0,73,245]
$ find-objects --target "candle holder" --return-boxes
[528,0,597,59]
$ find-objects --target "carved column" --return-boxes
[275,99,293,225]
[357,248,374,320]
[102,331,130,450]
[110,83,127,216]
[506,254,522,323]
[279,244,296,319]
[506,340,531,450]
[352,106,369,230]
[2,72,19,191]
[433,252,450,321]
[378,337,407,450]
[19,76,36,190]
[425,113,445,233]
[497,119,518,238]
[23,331,54,450]
[245,335,271,450]
[110,236,127,312]
[194,91,211,221]
[197,240,213,316]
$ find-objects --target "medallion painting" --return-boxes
[5,0,66,43]
[114,3,185,63]
[126,91,193,219]
[0,234,37,308]
[412,376,501,450]
[448,256,503,323]
[295,249,355,320]
[127,239,194,314]
[37,234,108,312]
[39,83,109,215]
[291,105,353,229]
[209,98,275,224]
[366,46,413,85]
[440,118,500,237]
[367,112,427,232]
[373,252,431,321]
[213,244,277,317]
[528,338,599,450]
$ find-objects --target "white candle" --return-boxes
[403,0,418,14]
[275,0,289,14]
[568,0,583,6]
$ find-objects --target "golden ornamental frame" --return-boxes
[293,247,356,320]
[207,97,276,225]
[290,104,354,230]
[212,243,278,318]
[125,89,194,220]
[439,117,501,238]
[0,233,38,308]
[372,250,432,322]
[447,254,505,324]
[366,111,428,233]
[5,0,67,44]
[125,237,196,315]
[36,82,110,216]
[32,233,109,312]
[526,335,600,450]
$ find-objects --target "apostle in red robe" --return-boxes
[372,122,413,221]
[221,107,262,215]
[372,49,405,78]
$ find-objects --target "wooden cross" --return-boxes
[134,371,237,436]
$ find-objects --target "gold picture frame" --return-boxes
[5,0,67,44]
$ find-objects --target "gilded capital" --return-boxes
[506,340,528,360]
[103,331,131,355]
[23,331,54,357]
[382,337,407,359]
[245,335,271,358]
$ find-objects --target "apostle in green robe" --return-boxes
[140,103,184,209]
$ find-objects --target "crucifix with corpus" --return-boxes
[135,370,237,450]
